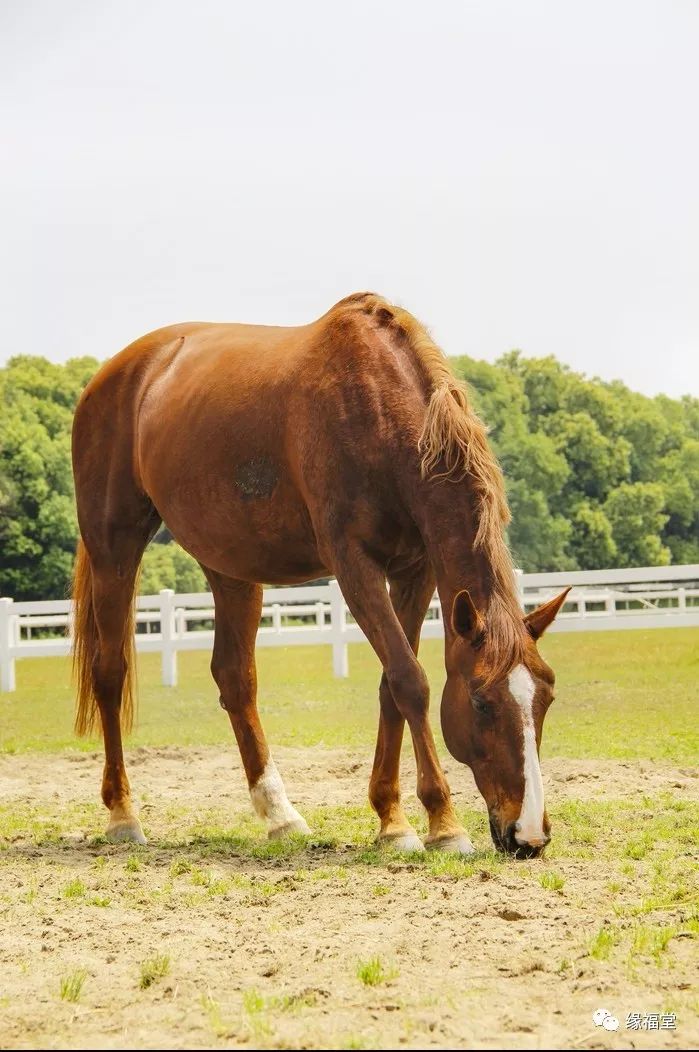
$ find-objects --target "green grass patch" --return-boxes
[62,877,86,899]
[540,871,565,891]
[59,968,87,1002]
[355,956,398,987]
[631,923,677,961]
[589,926,619,960]
[139,953,170,989]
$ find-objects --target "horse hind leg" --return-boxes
[73,516,158,843]
[205,570,310,839]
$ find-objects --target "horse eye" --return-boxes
[471,693,488,714]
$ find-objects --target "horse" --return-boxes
[71,292,569,858]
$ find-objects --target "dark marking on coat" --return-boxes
[234,456,279,500]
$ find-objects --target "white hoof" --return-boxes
[424,833,475,855]
[378,831,426,853]
[106,818,147,845]
[268,817,311,840]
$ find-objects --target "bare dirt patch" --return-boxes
[0,747,697,1050]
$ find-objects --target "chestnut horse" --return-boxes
[71,293,569,858]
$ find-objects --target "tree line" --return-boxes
[1,352,697,600]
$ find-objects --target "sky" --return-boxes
[1,1,698,398]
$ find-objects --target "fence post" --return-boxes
[514,569,525,610]
[160,589,178,687]
[328,579,349,678]
[678,587,687,612]
[272,602,282,632]
[0,598,16,692]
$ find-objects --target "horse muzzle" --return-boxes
[489,817,551,858]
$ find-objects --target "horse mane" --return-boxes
[330,292,527,681]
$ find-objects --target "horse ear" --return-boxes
[524,587,572,640]
[452,590,486,647]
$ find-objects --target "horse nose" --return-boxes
[514,822,551,850]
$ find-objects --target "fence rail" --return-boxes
[2,565,699,691]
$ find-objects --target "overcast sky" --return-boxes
[1,1,697,397]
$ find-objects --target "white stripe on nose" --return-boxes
[507,664,546,846]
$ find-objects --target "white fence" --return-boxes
[1,565,699,692]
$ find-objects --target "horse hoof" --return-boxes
[106,819,147,845]
[424,833,475,855]
[268,817,311,840]
[378,831,426,853]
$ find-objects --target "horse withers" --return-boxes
[71,293,569,857]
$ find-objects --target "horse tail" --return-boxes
[71,539,138,737]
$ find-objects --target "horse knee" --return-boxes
[387,663,430,721]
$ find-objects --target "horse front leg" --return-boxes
[368,562,435,852]
[333,548,474,854]
[204,571,310,839]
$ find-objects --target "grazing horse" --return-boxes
[71,293,569,858]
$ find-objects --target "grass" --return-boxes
[356,956,398,987]
[242,989,272,1040]
[0,628,697,760]
[139,954,170,989]
[588,926,619,960]
[631,923,677,961]
[62,877,86,899]
[539,871,565,891]
[59,968,87,1002]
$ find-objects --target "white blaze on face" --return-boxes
[507,664,546,846]
[250,760,309,834]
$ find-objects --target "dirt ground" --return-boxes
[0,746,697,1050]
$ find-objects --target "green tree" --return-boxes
[543,411,631,505]
[604,483,670,567]
[0,356,98,600]
[506,480,574,571]
[569,502,617,569]
[140,543,206,594]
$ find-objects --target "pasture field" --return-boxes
[0,628,698,1049]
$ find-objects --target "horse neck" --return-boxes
[410,478,518,629]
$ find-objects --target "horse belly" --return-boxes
[141,443,325,584]
[163,481,323,583]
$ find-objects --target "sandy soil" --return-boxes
[0,747,697,1050]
